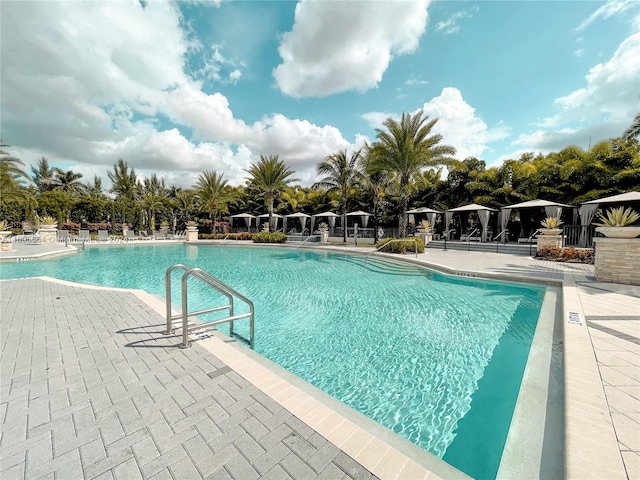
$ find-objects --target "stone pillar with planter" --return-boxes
[39,217,58,244]
[186,223,199,242]
[536,217,563,253]
[592,207,640,286]
[0,221,12,251]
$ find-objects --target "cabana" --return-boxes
[346,210,373,238]
[445,203,497,242]
[283,212,311,234]
[499,199,573,243]
[407,207,441,230]
[578,191,640,246]
[229,213,256,232]
[256,213,283,231]
[345,210,372,227]
[310,211,339,233]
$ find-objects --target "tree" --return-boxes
[368,111,456,237]
[54,168,85,195]
[622,112,640,141]
[107,159,139,226]
[30,157,58,193]
[0,144,34,216]
[194,171,234,230]
[360,152,393,242]
[244,155,297,231]
[313,149,363,242]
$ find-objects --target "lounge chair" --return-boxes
[153,231,165,240]
[78,229,90,243]
[125,230,138,241]
[139,230,151,240]
[97,230,110,242]
[57,230,70,243]
[170,230,185,240]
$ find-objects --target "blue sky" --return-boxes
[1,0,638,188]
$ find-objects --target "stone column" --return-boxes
[39,226,57,244]
[186,227,198,242]
[536,234,562,252]
[594,238,640,285]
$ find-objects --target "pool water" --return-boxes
[0,245,545,479]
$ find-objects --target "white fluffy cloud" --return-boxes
[420,88,509,160]
[512,33,640,154]
[1,0,356,188]
[273,0,431,98]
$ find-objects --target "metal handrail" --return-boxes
[164,264,254,349]
[462,228,479,242]
[493,229,508,241]
[443,229,456,251]
[296,235,316,251]
[365,238,419,264]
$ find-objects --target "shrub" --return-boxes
[199,232,254,241]
[375,237,425,254]
[535,246,594,264]
[541,216,563,229]
[252,232,287,243]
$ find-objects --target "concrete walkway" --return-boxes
[1,241,638,479]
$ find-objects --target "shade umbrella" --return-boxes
[284,212,311,233]
[580,191,640,246]
[406,207,441,228]
[346,210,372,228]
[311,211,339,232]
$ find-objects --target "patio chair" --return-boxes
[170,230,185,240]
[125,230,138,241]
[153,231,165,240]
[97,230,110,242]
[78,229,90,243]
[139,230,151,240]
[57,230,69,243]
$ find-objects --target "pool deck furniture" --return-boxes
[1,243,638,480]
[78,229,91,243]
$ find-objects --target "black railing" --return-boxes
[563,225,598,248]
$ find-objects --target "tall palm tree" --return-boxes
[194,171,234,230]
[30,157,58,193]
[368,111,456,237]
[314,149,363,242]
[107,159,139,225]
[54,168,85,195]
[244,155,297,231]
[360,152,393,242]
[0,144,32,207]
[277,186,307,214]
[623,112,640,141]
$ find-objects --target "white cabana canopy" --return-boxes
[578,191,640,246]
[406,207,441,228]
[311,211,339,231]
[257,213,283,230]
[581,191,640,204]
[229,213,256,229]
[283,212,311,233]
[346,210,372,228]
[445,203,497,242]
[500,199,573,242]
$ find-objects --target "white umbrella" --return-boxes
[311,211,339,231]
[230,213,256,229]
[284,212,311,233]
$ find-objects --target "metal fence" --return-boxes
[563,225,598,248]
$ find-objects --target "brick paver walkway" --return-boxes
[0,278,377,480]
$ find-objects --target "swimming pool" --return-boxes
[0,244,547,479]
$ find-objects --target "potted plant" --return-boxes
[160,220,170,237]
[416,219,433,244]
[186,220,198,241]
[262,222,270,233]
[594,207,640,238]
[539,216,563,235]
[0,220,12,251]
[317,222,329,243]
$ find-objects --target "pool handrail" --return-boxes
[164,264,254,349]
[295,234,317,251]
[364,237,419,264]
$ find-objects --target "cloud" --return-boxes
[419,88,510,160]
[361,112,399,130]
[1,0,357,188]
[435,6,478,35]
[273,0,431,98]
[576,0,640,31]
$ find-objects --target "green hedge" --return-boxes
[375,237,425,254]
[199,232,254,241]
[252,232,287,243]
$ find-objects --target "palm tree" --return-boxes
[360,152,393,242]
[277,186,307,214]
[623,112,640,141]
[244,155,297,231]
[107,159,139,225]
[314,149,363,242]
[368,111,456,237]
[54,168,85,195]
[0,144,32,208]
[194,171,234,231]
[30,157,58,193]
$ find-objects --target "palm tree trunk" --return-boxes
[342,198,347,243]
[399,181,409,237]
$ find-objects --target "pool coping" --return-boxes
[2,241,628,479]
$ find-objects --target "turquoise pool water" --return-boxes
[0,245,545,479]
